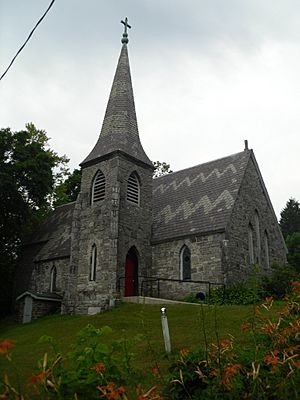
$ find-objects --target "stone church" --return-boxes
[15,23,287,322]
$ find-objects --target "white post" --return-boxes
[161,307,171,353]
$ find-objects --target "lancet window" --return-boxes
[180,245,191,280]
[90,244,97,281]
[254,210,261,263]
[50,266,57,293]
[92,170,106,204]
[248,224,254,264]
[127,172,140,206]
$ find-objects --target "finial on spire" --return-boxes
[121,17,131,44]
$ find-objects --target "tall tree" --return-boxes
[286,232,300,272]
[0,123,68,316]
[53,168,82,207]
[279,198,300,239]
[152,161,173,178]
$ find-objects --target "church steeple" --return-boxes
[81,19,152,168]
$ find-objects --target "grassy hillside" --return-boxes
[0,301,282,396]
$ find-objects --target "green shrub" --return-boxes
[209,282,262,305]
[166,281,300,399]
[0,324,142,399]
[262,263,299,299]
[181,293,202,303]
[209,264,264,305]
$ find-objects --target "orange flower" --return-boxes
[220,364,241,389]
[240,321,251,331]
[28,371,47,385]
[97,382,115,392]
[291,281,300,297]
[116,386,126,394]
[180,347,189,357]
[97,382,127,399]
[284,345,298,353]
[264,353,279,370]
[224,363,241,376]
[91,362,105,374]
[0,339,15,354]
[291,281,300,288]
[150,367,159,376]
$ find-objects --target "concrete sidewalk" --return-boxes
[122,296,204,306]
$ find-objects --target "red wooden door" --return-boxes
[125,255,137,296]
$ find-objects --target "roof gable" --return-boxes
[25,202,75,261]
[152,151,251,242]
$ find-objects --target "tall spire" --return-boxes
[81,19,152,168]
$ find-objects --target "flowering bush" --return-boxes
[166,281,300,399]
[1,282,300,399]
[0,324,160,400]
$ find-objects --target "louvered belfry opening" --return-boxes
[92,170,106,204]
[127,172,140,205]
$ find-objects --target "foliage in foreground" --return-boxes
[0,324,160,399]
[167,281,300,399]
[1,282,300,399]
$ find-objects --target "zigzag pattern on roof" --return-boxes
[154,190,235,224]
[153,164,237,194]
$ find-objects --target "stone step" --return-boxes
[122,296,204,306]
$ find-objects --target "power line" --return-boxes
[0,0,56,82]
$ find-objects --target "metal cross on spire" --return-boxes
[121,17,131,44]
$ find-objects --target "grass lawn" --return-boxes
[0,301,282,395]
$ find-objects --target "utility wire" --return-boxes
[0,0,56,81]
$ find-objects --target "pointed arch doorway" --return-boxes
[124,247,138,296]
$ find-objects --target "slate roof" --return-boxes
[152,150,251,243]
[26,202,75,261]
[81,44,152,168]
[16,291,63,302]
[23,151,251,258]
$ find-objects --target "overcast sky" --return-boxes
[1,0,300,218]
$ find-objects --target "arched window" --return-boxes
[180,245,191,280]
[254,210,261,263]
[248,224,254,265]
[90,244,97,281]
[127,172,140,206]
[264,230,270,269]
[91,170,105,204]
[50,266,57,293]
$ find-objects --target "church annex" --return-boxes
[15,22,287,322]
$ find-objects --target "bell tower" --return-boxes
[64,19,153,314]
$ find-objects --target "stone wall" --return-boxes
[151,232,225,299]
[66,153,153,314]
[29,258,69,295]
[66,157,119,314]
[224,155,287,284]
[31,299,61,320]
[15,297,61,323]
[116,155,153,294]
